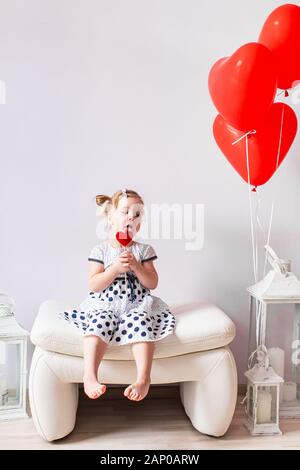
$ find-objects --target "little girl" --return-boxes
[59,188,175,402]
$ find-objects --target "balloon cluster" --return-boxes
[208,4,300,188]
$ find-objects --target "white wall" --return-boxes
[1,0,300,383]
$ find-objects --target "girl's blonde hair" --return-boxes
[95,189,144,217]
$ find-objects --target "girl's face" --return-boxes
[108,196,143,238]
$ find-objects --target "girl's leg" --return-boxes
[124,341,155,401]
[83,335,108,399]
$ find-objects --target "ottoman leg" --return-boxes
[179,347,237,437]
[29,347,79,441]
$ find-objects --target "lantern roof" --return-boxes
[247,270,300,302]
[0,314,29,338]
[244,363,283,385]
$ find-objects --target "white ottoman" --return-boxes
[29,300,237,441]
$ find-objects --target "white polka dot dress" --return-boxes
[58,240,176,346]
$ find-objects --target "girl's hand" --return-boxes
[114,252,131,274]
[120,251,140,272]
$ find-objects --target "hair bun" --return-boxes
[95,195,112,217]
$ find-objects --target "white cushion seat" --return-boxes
[31,299,236,360]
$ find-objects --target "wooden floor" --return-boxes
[1,385,300,450]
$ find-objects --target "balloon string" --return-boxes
[276,103,285,169]
[245,134,258,284]
[255,190,274,349]
[263,200,274,280]
[232,129,256,147]
[245,136,267,352]
[245,135,261,348]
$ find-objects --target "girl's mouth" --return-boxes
[122,224,133,233]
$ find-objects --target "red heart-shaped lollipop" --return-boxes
[116,230,132,247]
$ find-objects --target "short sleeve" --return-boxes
[141,244,158,263]
[88,245,104,264]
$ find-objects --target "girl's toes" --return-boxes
[83,379,106,399]
[96,385,106,397]
[123,386,132,397]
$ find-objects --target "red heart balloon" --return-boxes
[259,4,300,90]
[116,230,132,247]
[208,42,277,131]
[213,102,297,187]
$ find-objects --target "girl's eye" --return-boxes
[121,211,140,217]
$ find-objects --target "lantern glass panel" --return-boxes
[256,386,277,424]
[270,386,279,423]
[248,384,254,419]
[0,340,21,410]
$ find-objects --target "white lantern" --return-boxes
[0,294,29,420]
[247,245,300,417]
[244,361,283,436]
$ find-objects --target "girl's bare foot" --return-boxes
[123,379,150,401]
[83,377,106,399]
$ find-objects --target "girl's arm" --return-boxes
[88,262,118,292]
[88,252,131,292]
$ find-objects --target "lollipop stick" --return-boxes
[123,246,127,284]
